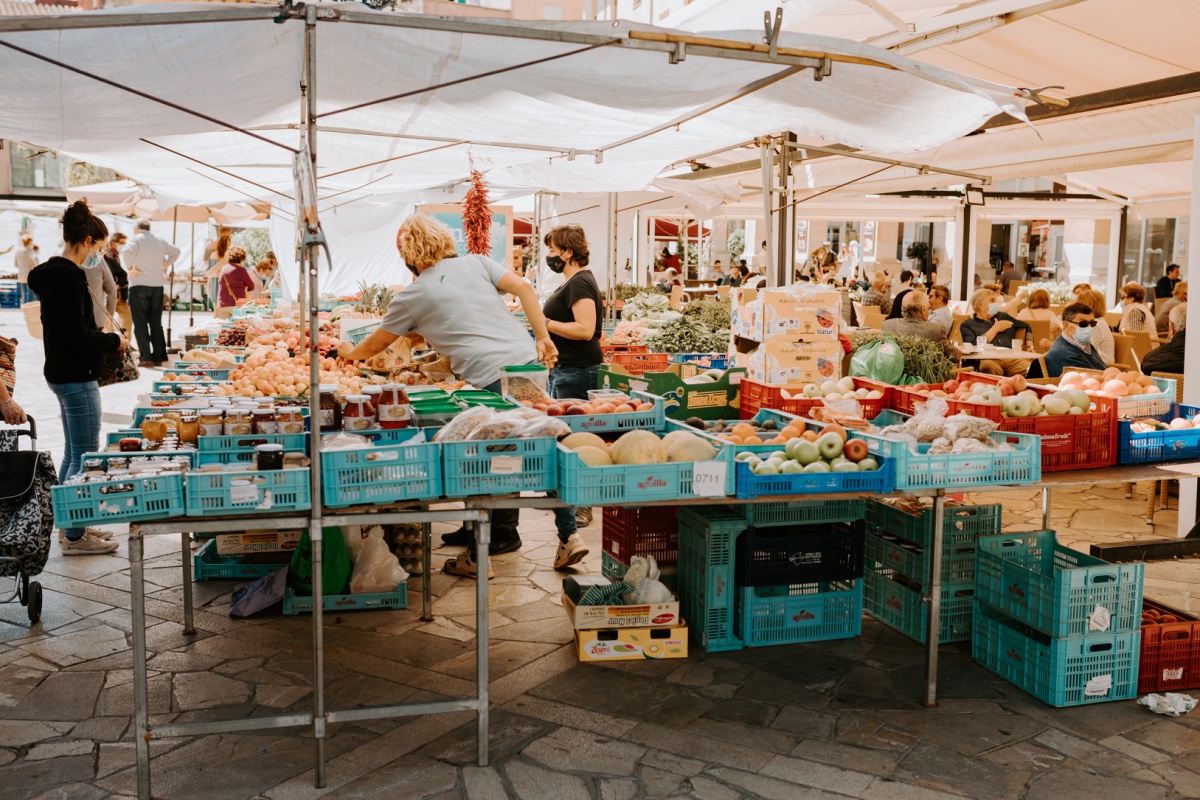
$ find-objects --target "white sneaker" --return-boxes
[58,528,113,542]
[62,532,120,556]
[575,507,594,527]
[554,534,589,570]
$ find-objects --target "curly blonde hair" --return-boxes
[397,213,459,270]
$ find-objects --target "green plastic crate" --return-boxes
[193,540,288,581]
[863,562,975,644]
[283,583,406,615]
[734,580,862,647]
[864,527,977,586]
[865,499,1001,552]
[677,506,744,652]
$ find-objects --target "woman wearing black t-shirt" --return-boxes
[541,224,602,569]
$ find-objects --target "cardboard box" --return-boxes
[215,530,303,556]
[742,337,843,386]
[599,364,745,421]
[562,591,682,630]
[575,624,689,662]
[731,287,842,341]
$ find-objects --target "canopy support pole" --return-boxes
[775,132,796,287]
[167,207,177,352]
[188,222,195,328]
[760,139,775,285]
[1179,113,1200,537]
[606,192,618,326]
[955,202,971,302]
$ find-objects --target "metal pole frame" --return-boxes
[760,139,775,283]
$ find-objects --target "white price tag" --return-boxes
[692,461,728,498]
[1088,605,1112,632]
[1164,668,1184,681]
[230,483,259,505]
[490,455,522,475]
[729,372,742,385]
[1084,673,1113,697]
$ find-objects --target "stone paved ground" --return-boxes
[1,309,1199,800]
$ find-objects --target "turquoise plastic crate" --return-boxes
[163,367,231,381]
[863,562,975,644]
[442,436,557,498]
[741,499,865,526]
[865,528,977,586]
[193,540,289,580]
[671,353,729,370]
[185,468,311,516]
[321,430,441,508]
[847,410,1041,491]
[733,460,893,500]
[269,287,283,304]
[599,551,677,590]
[283,583,406,615]
[1118,404,1200,464]
[975,530,1144,639]
[196,433,309,465]
[559,392,666,434]
[972,603,1140,707]
[80,450,195,468]
[316,299,341,312]
[1110,376,1175,419]
[346,321,381,345]
[52,473,184,528]
[865,499,1002,552]
[556,438,735,505]
[677,506,744,652]
[153,379,225,393]
[104,429,148,447]
[734,580,862,647]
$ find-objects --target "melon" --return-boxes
[610,429,666,465]
[574,446,613,467]
[661,429,703,452]
[666,435,717,463]
[562,432,609,452]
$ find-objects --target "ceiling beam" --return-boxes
[980,72,1200,130]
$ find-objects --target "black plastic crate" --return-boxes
[735,520,865,588]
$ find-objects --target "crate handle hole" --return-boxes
[485,444,518,454]
[1087,643,1114,653]
[98,483,137,495]
[1090,574,1116,584]
[1163,630,1192,642]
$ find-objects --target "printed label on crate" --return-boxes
[216,531,302,555]
[1164,668,1184,681]
[490,455,522,474]
[575,626,688,661]
[1039,431,1074,452]
[563,593,680,630]
[1088,604,1111,632]
[789,549,827,567]
[230,483,260,505]
[1084,673,1113,697]
[692,461,728,498]
[682,389,728,410]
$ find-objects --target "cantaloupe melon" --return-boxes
[562,432,609,452]
[574,446,613,467]
[661,429,702,452]
[610,429,666,465]
[666,435,717,463]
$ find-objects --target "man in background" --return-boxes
[1156,263,1181,299]
[999,261,1021,294]
[14,232,38,305]
[710,259,726,285]
[882,292,959,360]
[1142,304,1188,375]
[928,284,953,334]
[1155,281,1187,335]
[886,270,916,320]
[121,219,180,367]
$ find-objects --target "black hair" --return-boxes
[544,224,590,267]
[60,200,107,246]
[1167,263,1180,275]
[900,270,913,283]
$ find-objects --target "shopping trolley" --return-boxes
[0,417,54,624]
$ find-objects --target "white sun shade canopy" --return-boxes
[0,2,1029,209]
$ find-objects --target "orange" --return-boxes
[731,423,757,439]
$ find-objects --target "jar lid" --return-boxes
[345,394,369,402]
[363,386,382,394]
[381,383,404,390]
[256,444,284,453]
[318,384,339,392]
[144,413,163,420]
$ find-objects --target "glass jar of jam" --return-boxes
[317,384,341,432]
[224,408,253,436]
[255,443,284,471]
[177,414,199,444]
[363,386,383,424]
[198,407,225,437]
[141,414,169,442]
[277,407,305,435]
[253,405,278,434]
[377,384,411,429]
[342,395,374,432]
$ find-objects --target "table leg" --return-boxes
[476,514,490,767]
[922,493,946,708]
[1042,486,1052,530]
[421,521,433,622]
[181,532,196,636]
[130,529,152,800]
[310,521,326,787]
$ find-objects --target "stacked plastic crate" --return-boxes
[676,500,866,652]
[600,506,680,587]
[973,530,1145,707]
[862,499,1001,644]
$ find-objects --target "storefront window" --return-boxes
[9,143,68,191]
[1122,217,1176,288]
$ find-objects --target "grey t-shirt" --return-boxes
[380,254,536,388]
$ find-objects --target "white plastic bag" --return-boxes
[349,528,408,594]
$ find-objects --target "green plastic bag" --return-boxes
[848,337,905,385]
[287,527,351,597]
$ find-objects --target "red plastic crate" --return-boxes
[960,372,1117,471]
[1139,598,1200,694]
[611,352,671,375]
[890,382,1004,422]
[738,377,891,421]
[602,344,648,362]
[601,505,680,566]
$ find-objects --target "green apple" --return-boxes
[832,460,860,472]
[767,450,788,462]
[802,461,832,474]
[816,432,844,460]
[791,439,821,465]
[735,451,758,462]
[780,460,803,474]
[856,457,879,471]
[752,461,779,476]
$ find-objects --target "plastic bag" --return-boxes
[287,526,352,597]
[349,528,408,594]
[517,416,572,439]
[466,410,527,441]
[905,396,950,443]
[434,406,494,443]
[229,566,288,617]
[848,337,905,385]
[322,433,374,451]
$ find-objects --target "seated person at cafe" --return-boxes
[960,288,1031,377]
[1043,302,1107,378]
[1141,303,1188,375]
[1155,281,1187,335]
[927,284,953,334]
[882,291,959,360]
[860,271,893,316]
[885,270,916,320]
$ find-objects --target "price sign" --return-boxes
[230,483,259,505]
[490,455,522,475]
[692,461,728,498]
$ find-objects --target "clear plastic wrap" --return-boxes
[944,414,999,443]
[433,406,495,443]
[465,410,528,441]
[517,416,572,439]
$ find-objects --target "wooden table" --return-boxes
[959,346,1034,362]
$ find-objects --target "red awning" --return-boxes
[650,218,709,241]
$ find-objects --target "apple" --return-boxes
[1042,397,1070,415]
[545,405,564,416]
[856,457,879,471]
[1068,406,1083,415]
[837,377,856,393]
[1007,395,1033,418]
[999,383,1016,397]
[856,388,870,398]
[802,461,832,474]
[825,393,842,401]
[803,384,823,399]
[1067,389,1091,410]
[866,390,884,400]
[791,439,821,465]
[735,451,758,462]
[780,460,803,473]
[832,460,860,473]
[820,380,838,396]
[944,379,960,394]
[843,438,869,462]
[816,432,844,460]
[752,461,779,476]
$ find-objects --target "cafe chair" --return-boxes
[1128,329,1155,364]
[949,314,969,344]
[1104,311,1122,330]
[1025,319,1052,352]
[1112,334,1136,371]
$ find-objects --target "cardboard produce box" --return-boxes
[731,287,841,341]
[575,624,689,662]
[735,336,842,386]
[598,364,745,421]
[562,590,682,631]
[215,530,303,556]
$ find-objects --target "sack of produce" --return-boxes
[848,337,904,385]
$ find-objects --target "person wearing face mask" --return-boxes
[27,200,126,556]
[79,233,118,330]
[1042,303,1107,378]
[338,213,557,579]
[959,288,1032,376]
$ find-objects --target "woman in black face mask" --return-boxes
[541,224,603,568]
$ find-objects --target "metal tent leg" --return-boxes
[421,521,433,622]
[130,529,152,800]
[476,514,491,766]
[1042,486,1052,529]
[181,531,196,636]
[922,492,946,708]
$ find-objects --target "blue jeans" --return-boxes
[550,364,601,401]
[129,286,166,362]
[18,282,35,305]
[49,381,102,541]
[480,372,576,544]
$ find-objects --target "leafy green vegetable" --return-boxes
[683,295,732,330]
[645,316,729,354]
[612,283,660,301]
[848,331,956,384]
